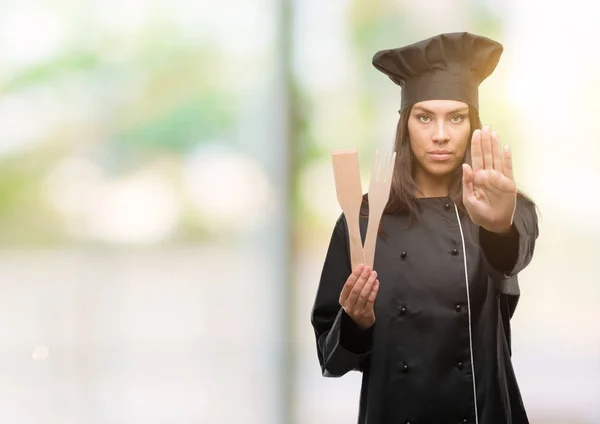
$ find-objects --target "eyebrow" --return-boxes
[412,106,469,115]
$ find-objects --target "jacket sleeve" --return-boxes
[479,194,539,292]
[310,214,374,378]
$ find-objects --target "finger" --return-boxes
[358,270,377,309]
[481,125,493,170]
[339,280,354,305]
[502,144,514,180]
[339,264,363,304]
[470,129,484,171]
[366,279,379,308]
[492,130,503,171]
[346,266,371,307]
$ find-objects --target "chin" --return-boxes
[424,162,459,177]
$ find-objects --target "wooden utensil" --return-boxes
[363,149,396,269]
[332,148,365,271]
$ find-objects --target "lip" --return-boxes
[428,151,453,161]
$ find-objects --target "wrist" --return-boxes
[357,320,375,332]
[482,222,515,236]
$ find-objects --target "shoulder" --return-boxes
[331,212,348,237]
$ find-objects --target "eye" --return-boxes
[417,114,431,123]
[450,114,466,124]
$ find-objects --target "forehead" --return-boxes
[412,99,469,113]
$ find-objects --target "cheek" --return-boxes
[407,124,428,154]
[409,138,427,156]
[454,127,471,153]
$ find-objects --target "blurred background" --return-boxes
[0,0,598,423]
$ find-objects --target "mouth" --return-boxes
[428,151,453,161]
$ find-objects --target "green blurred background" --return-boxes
[0,0,598,423]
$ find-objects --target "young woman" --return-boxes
[311,32,539,424]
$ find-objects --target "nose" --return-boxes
[432,121,450,143]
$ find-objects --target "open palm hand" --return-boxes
[462,125,516,234]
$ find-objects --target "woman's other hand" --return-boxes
[339,264,379,330]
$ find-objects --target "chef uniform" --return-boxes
[310,32,539,424]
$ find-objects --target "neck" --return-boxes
[414,169,451,198]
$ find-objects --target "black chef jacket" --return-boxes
[311,195,539,424]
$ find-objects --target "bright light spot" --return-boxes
[32,345,50,361]
[0,5,65,69]
[83,171,180,245]
[45,161,180,245]
[184,149,275,233]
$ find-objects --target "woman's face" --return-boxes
[407,99,471,179]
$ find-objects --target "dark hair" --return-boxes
[361,105,535,226]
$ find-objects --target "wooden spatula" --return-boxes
[363,149,396,269]
[332,148,365,271]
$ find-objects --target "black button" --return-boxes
[402,363,409,372]
[462,419,468,424]
[444,203,451,210]
[455,304,462,312]
[400,251,407,259]
[457,361,463,369]
[399,305,407,315]
[451,248,459,256]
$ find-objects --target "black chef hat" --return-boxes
[372,32,503,112]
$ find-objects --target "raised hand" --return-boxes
[339,264,379,330]
[462,125,517,234]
